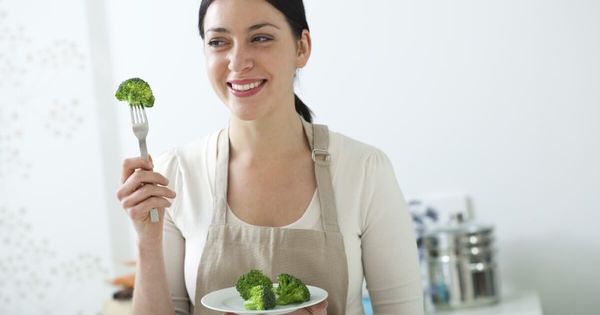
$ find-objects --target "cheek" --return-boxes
[262,53,297,84]
[206,55,228,89]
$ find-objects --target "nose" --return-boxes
[228,43,253,73]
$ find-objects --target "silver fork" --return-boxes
[130,104,159,223]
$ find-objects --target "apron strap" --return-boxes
[212,118,340,232]
[301,119,340,233]
[212,128,229,225]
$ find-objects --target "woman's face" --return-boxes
[203,0,310,121]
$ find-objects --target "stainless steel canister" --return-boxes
[423,222,499,310]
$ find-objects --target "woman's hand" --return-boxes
[287,300,328,315]
[223,299,328,315]
[116,156,176,243]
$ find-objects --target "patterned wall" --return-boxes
[0,0,115,313]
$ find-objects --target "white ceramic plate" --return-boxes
[201,284,328,314]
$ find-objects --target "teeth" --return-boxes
[231,80,262,91]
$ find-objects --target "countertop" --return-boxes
[427,291,543,315]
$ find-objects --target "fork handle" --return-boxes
[138,139,149,158]
[137,139,159,223]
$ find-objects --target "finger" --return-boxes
[121,156,154,183]
[117,170,170,200]
[121,184,176,209]
[126,197,171,221]
[125,170,169,188]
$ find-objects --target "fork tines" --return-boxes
[130,104,148,124]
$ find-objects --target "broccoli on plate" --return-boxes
[115,77,155,107]
[243,285,277,311]
[275,273,310,305]
[235,269,273,300]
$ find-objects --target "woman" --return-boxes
[116,0,424,314]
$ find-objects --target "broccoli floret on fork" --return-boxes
[115,77,155,107]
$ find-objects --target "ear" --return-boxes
[295,29,312,69]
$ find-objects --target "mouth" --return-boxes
[227,79,267,97]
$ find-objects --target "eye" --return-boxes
[207,39,227,48]
[252,35,273,43]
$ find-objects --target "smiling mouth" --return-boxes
[227,80,267,92]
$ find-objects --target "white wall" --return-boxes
[0,0,116,314]
[303,2,600,313]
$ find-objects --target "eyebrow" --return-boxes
[206,23,280,34]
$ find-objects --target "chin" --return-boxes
[227,101,265,122]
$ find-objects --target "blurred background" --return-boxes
[1,0,598,314]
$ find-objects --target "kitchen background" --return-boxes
[1,0,598,314]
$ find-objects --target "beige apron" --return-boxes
[193,118,349,315]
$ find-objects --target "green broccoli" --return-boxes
[275,273,310,305]
[115,77,155,107]
[243,285,277,311]
[235,269,273,300]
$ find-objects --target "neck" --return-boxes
[228,109,308,163]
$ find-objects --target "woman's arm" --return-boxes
[116,155,178,315]
[133,230,177,315]
[360,150,424,315]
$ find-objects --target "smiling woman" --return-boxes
[199,0,313,123]
[115,1,424,315]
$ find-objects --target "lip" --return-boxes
[227,78,265,85]
[227,79,267,98]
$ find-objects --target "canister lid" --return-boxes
[423,222,494,250]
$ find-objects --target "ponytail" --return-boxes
[294,94,313,123]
